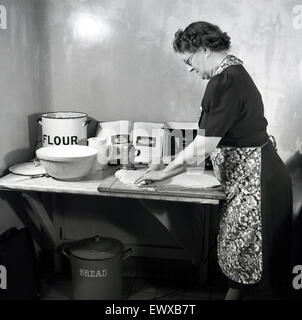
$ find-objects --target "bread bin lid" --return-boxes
[68,236,124,260]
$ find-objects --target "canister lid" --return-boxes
[68,236,124,260]
[42,112,87,119]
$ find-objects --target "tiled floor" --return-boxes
[41,257,228,300]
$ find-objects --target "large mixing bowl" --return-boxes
[36,146,97,181]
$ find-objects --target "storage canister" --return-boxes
[38,112,89,147]
[63,236,131,300]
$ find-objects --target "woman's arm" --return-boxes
[134,135,221,184]
[163,135,221,177]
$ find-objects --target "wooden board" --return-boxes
[111,177,223,197]
[107,168,225,204]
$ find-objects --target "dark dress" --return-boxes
[198,59,293,298]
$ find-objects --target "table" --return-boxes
[0,166,225,284]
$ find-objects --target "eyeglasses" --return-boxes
[183,52,196,67]
[183,48,204,67]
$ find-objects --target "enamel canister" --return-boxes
[38,112,89,147]
[63,236,131,300]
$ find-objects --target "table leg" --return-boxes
[50,193,64,273]
[22,192,62,249]
[192,203,211,286]
[0,191,48,250]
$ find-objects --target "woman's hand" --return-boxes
[134,170,168,185]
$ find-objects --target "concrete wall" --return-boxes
[35,0,302,161]
[0,0,40,233]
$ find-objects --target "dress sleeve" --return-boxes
[198,73,241,137]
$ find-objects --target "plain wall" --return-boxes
[0,0,40,233]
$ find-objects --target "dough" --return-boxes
[115,168,220,189]
[115,169,147,185]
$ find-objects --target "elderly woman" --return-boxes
[135,21,293,300]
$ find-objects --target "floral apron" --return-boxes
[210,55,266,284]
[211,145,267,284]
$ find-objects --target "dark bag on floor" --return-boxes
[0,228,41,300]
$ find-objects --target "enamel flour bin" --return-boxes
[38,112,89,147]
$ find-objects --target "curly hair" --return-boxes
[173,21,231,53]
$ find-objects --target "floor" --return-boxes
[42,276,227,300]
[41,256,228,300]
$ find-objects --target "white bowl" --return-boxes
[36,146,97,181]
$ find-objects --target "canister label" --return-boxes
[79,269,108,278]
[43,135,78,146]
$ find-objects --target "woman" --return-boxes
[135,21,293,300]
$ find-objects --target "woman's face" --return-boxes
[181,48,211,79]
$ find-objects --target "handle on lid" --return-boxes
[94,235,101,242]
[120,248,132,261]
[83,120,91,127]
[62,245,71,259]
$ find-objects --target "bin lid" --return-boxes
[68,236,124,260]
